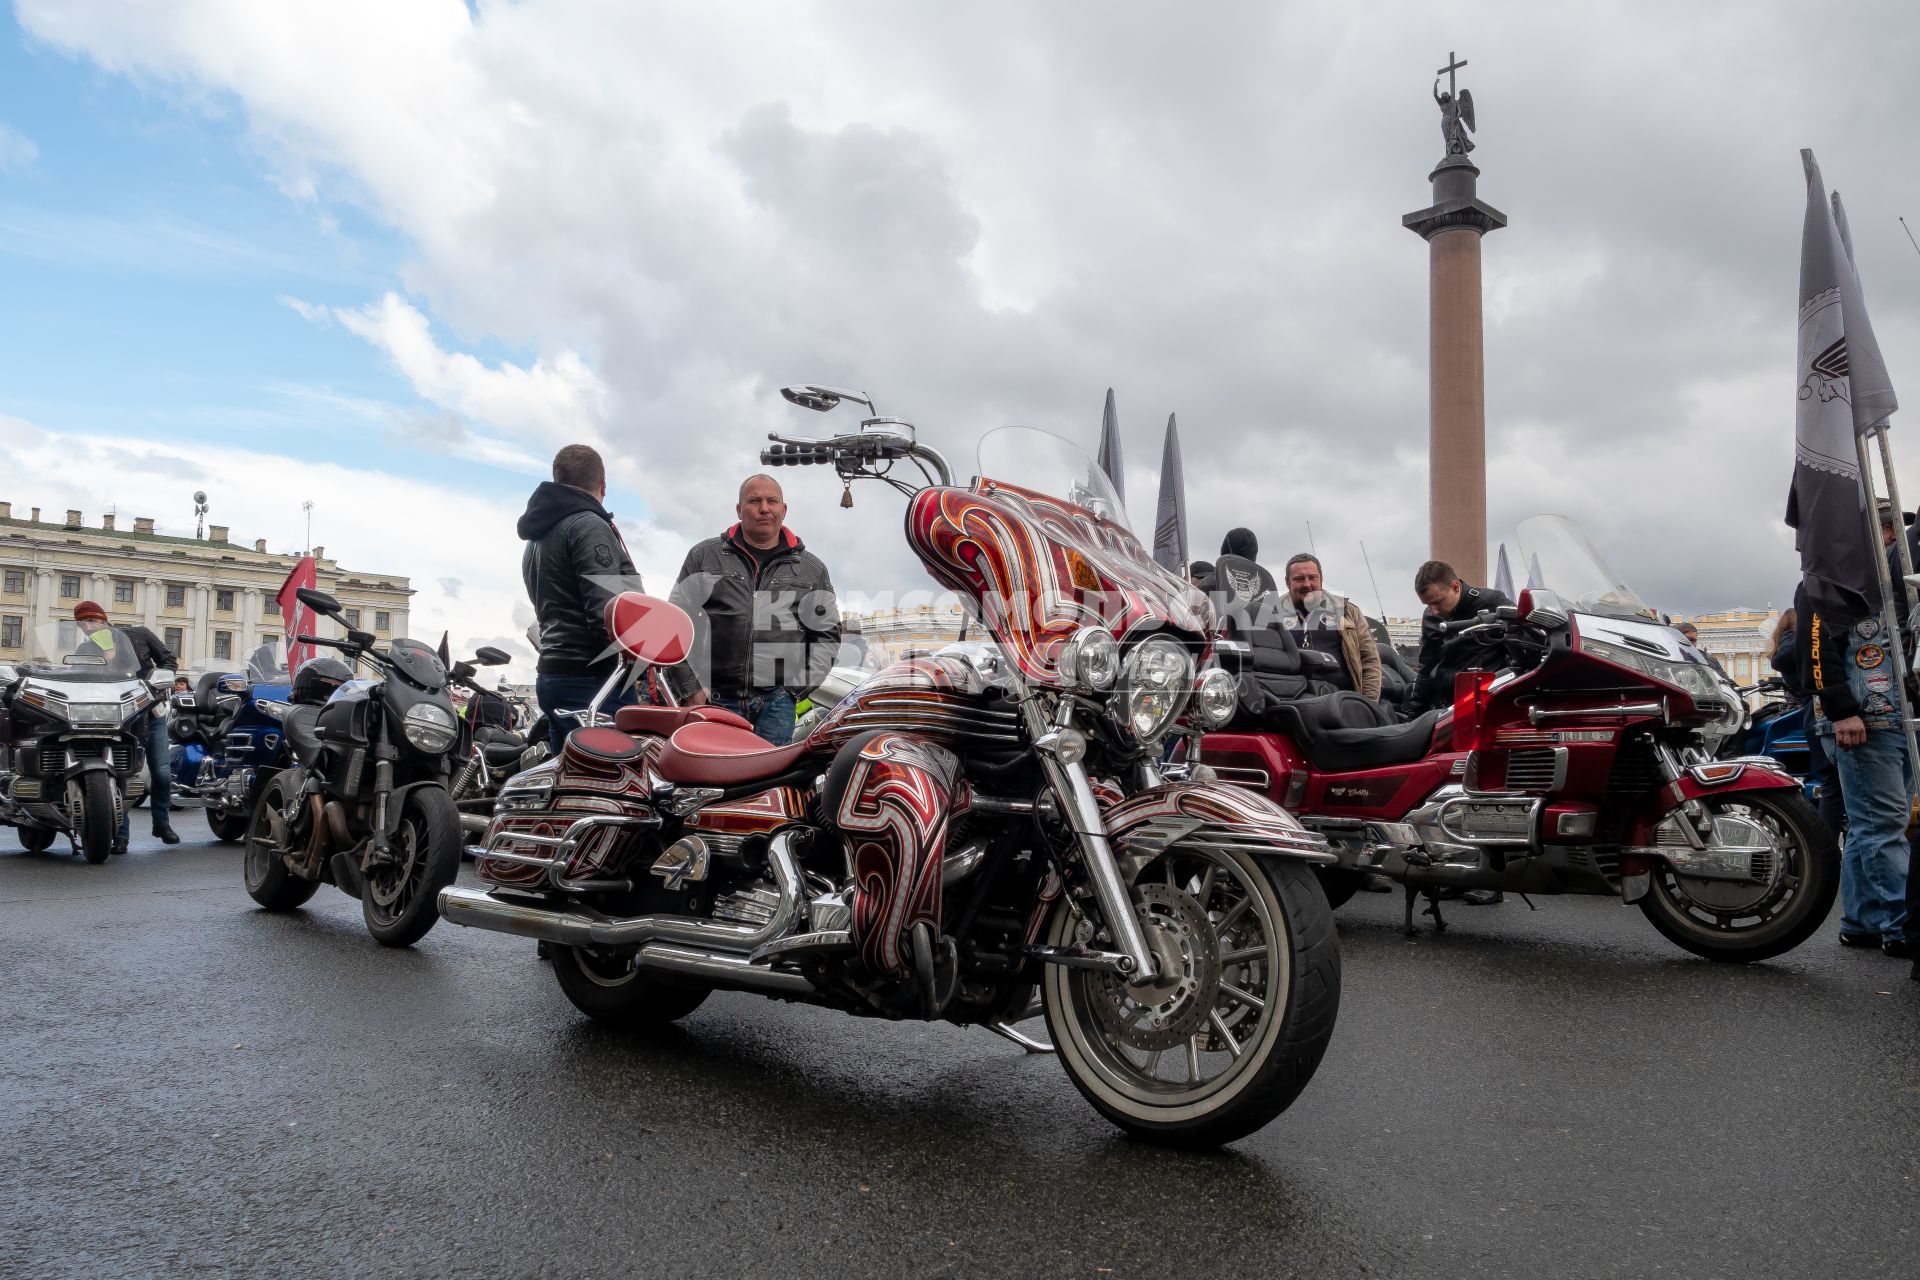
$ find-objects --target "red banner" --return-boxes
[277,556,319,675]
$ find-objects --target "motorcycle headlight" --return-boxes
[1581,638,1725,704]
[1057,625,1120,691]
[1190,665,1239,730]
[402,702,458,753]
[1113,637,1194,744]
[68,702,126,727]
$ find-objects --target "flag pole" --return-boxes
[1853,428,1920,801]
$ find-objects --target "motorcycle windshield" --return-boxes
[907,426,1211,688]
[16,620,142,682]
[1514,514,1654,620]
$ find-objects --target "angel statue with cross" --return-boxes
[1433,51,1476,155]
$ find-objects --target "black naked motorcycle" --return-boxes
[241,588,483,946]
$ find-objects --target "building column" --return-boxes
[193,582,214,666]
[1404,152,1507,585]
[391,606,410,640]
[31,568,55,629]
[142,577,161,629]
[241,587,261,656]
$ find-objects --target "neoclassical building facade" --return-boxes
[0,501,411,672]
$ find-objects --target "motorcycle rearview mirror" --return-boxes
[0,662,16,685]
[602,592,695,667]
[147,667,176,691]
[473,646,511,667]
[781,384,877,415]
[1518,588,1569,630]
[295,587,344,616]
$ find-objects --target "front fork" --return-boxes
[1021,696,1160,984]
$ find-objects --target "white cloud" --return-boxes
[0,413,673,681]
[0,123,37,171]
[14,0,1920,622]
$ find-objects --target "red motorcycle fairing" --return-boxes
[821,732,968,980]
[905,482,1211,690]
[804,652,1023,756]
[1622,760,1802,844]
[1195,731,1457,822]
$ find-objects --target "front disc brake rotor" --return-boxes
[1088,882,1220,1052]
[366,823,419,908]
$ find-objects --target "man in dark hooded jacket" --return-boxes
[518,444,644,751]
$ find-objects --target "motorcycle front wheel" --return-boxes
[1638,789,1839,963]
[78,773,117,864]
[361,785,462,948]
[243,770,319,911]
[1042,845,1340,1149]
[207,803,251,844]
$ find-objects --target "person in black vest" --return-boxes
[519,444,646,752]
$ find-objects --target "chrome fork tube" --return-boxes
[1021,697,1158,983]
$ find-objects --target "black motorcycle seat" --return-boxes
[1259,692,1440,772]
[480,732,526,767]
[282,704,324,769]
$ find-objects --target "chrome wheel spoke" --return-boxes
[1221,944,1266,966]
[1215,894,1251,934]
[1220,982,1265,1011]
[1209,1010,1243,1059]
[1185,1036,1201,1083]
[1196,864,1217,909]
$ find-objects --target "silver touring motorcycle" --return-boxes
[441,387,1341,1147]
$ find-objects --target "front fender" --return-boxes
[1628,758,1801,843]
[1103,780,1333,866]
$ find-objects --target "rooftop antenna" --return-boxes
[303,499,315,555]
[1305,520,1318,556]
[192,490,209,540]
[1359,539,1387,621]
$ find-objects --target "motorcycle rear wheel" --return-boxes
[551,946,712,1028]
[16,824,58,854]
[207,804,251,844]
[1314,867,1368,910]
[1638,789,1839,963]
[243,770,319,911]
[1042,846,1339,1149]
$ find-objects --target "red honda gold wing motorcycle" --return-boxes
[1194,516,1838,963]
[439,386,1340,1147]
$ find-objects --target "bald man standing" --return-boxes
[670,474,840,744]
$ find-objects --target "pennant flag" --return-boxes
[1526,553,1545,591]
[1786,150,1899,616]
[1493,542,1514,599]
[1097,387,1126,505]
[1153,414,1188,573]
[276,555,319,675]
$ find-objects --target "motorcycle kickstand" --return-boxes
[986,992,1055,1055]
[1404,884,1446,936]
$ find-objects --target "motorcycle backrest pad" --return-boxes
[604,593,694,667]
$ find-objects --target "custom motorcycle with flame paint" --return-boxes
[439,386,1340,1147]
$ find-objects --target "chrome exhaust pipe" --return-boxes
[459,813,490,838]
[437,828,807,952]
[636,942,816,996]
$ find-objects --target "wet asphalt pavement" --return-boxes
[3,811,1918,1279]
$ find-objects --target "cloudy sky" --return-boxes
[2,1,1918,672]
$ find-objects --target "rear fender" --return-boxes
[1103,780,1333,874]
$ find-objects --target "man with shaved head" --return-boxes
[670,473,840,743]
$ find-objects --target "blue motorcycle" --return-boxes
[169,667,294,843]
[1722,677,1817,802]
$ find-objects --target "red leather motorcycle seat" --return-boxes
[654,722,813,787]
[613,705,755,736]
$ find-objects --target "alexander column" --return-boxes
[1403,52,1505,583]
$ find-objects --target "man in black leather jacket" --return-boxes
[74,600,181,850]
[518,444,645,751]
[670,474,839,744]
[1410,560,1512,714]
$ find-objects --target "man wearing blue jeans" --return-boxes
[73,601,180,852]
[518,444,651,754]
[1807,600,1911,956]
[671,474,840,746]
